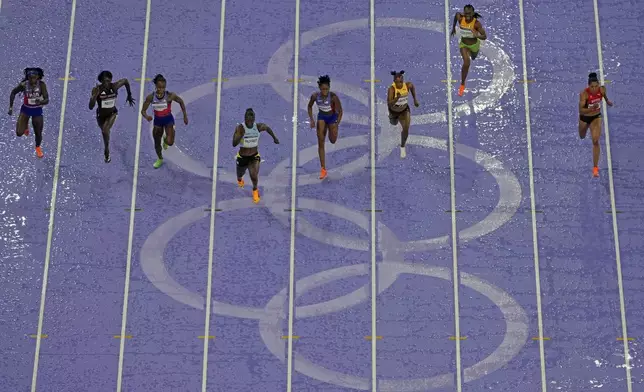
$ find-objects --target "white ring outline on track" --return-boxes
[147,17,514,186]
[140,202,529,390]
[139,134,524,390]
[139,16,524,390]
[146,18,520,252]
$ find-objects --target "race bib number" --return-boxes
[395,96,408,106]
[459,28,474,38]
[27,98,38,105]
[102,99,116,108]
[152,102,167,111]
[243,137,258,146]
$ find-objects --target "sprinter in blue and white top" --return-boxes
[8,68,49,158]
[233,108,279,204]
[307,75,343,180]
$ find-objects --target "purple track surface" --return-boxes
[1,0,643,390]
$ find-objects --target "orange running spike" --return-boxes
[319,168,327,179]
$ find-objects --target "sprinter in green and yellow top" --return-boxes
[451,4,487,96]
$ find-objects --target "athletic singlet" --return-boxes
[391,82,409,111]
[23,82,43,107]
[241,122,260,148]
[585,88,603,114]
[316,93,334,113]
[97,85,117,111]
[152,92,172,117]
[458,16,477,39]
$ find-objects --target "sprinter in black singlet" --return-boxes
[89,71,135,162]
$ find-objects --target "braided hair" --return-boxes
[464,4,482,18]
[153,74,166,85]
[22,67,44,82]
[317,75,331,86]
[97,70,113,83]
[588,72,599,84]
[391,70,405,79]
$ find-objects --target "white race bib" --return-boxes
[242,136,258,148]
[102,98,116,108]
[27,98,38,105]
[152,102,167,111]
[395,96,408,106]
[459,27,474,38]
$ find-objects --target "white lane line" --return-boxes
[29,0,78,390]
[201,0,227,389]
[591,1,632,390]
[285,0,301,389]
[443,2,462,391]
[115,0,152,390]
[369,0,377,389]
[517,0,548,390]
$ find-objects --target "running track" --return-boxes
[0,0,643,390]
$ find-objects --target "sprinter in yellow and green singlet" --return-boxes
[450,4,487,96]
[387,70,419,159]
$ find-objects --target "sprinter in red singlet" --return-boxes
[579,72,613,177]
[141,74,189,169]
[8,68,49,158]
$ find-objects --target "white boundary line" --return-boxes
[29,0,78,390]
[591,1,632,390]
[517,0,547,390]
[285,0,301,388]
[443,3,462,391]
[368,0,377,389]
[115,0,152,390]
[200,0,227,389]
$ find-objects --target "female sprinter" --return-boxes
[307,75,343,179]
[8,68,49,158]
[387,70,419,158]
[232,108,280,203]
[141,74,189,169]
[450,4,487,96]
[579,72,613,177]
[89,70,135,162]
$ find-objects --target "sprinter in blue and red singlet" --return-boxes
[8,68,49,158]
[579,72,613,177]
[141,74,189,169]
[307,75,343,180]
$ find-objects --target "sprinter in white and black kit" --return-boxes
[89,71,135,162]
[232,108,279,204]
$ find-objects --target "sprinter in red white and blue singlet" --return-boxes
[141,74,189,169]
[8,68,49,158]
